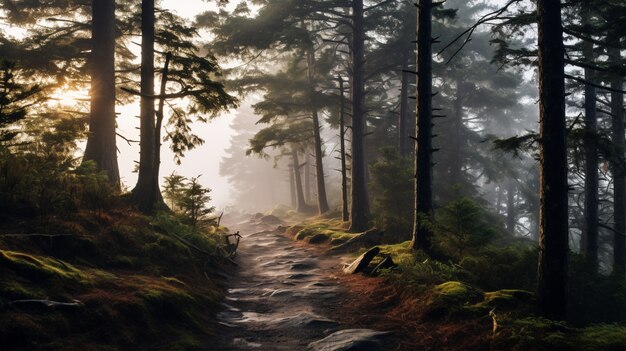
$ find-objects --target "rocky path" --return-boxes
[213,217,391,351]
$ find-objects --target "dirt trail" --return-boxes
[212,216,392,351]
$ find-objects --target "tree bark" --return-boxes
[349,0,370,232]
[290,164,296,209]
[536,0,569,321]
[307,50,330,214]
[292,150,307,213]
[581,0,598,269]
[153,52,172,210]
[450,77,463,185]
[83,0,120,186]
[304,151,311,204]
[411,0,434,251]
[339,75,349,222]
[131,0,164,213]
[399,69,410,157]
[610,43,625,275]
[506,180,517,234]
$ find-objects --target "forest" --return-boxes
[1,0,626,350]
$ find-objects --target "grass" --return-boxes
[0,209,227,350]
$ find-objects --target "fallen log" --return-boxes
[343,247,380,274]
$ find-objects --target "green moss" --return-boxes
[0,211,225,350]
[290,220,354,245]
[473,289,534,311]
[421,281,482,320]
[376,241,413,264]
[578,324,626,350]
[266,204,292,217]
[0,250,87,283]
[433,281,474,300]
[493,318,626,351]
[0,280,46,300]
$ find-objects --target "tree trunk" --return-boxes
[411,0,434,251]
[307,50,330,214]
[399,69,410,157]
[153,52,172,210]
[450,77,463,185]
[610,43,625,275]
[131,0,164,213]
[290,164,296,208]
[339,75,349,222]
[304,151,311,204]
[83,0,120,186]
[581,0,598,268]
[506,180,517,234]
[496,185,503,215]
[349,0,370,232]
[292,150,307,213]
[536,0,568,321]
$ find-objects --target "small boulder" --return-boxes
[309,329,390,351]
[308,233,329,244]
[260,214,282,224]
[343,247,380,274]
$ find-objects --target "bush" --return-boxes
[434,197,498,260]
[0,151,117,215]
[369,147,413,242]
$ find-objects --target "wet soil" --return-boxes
[212,217,393,351]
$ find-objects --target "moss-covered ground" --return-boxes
[0,210,228,350]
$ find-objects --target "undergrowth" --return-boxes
[0,209,229,350]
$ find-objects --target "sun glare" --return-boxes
[49,86,89,107]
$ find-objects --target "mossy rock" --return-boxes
[308,233,329,244]
[0,250,87,283]
[266,204,292,217]
[330,237,348,246]
[424,281,482,320]
[477,289,534,310]
[260,215,282,224]
[375,241,413,264]
[286,225,304,236]
[295,230,314,241]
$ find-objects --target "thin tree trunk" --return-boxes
[292,150,307,213]
[153,52,172,210]
[536,0,568,321]
[339,75,349,222]
[399,69,410,157]
[289,165,296,209]
[497,185,506,215]
[581,0,598,268]
[411,0,434,251]
[450,77,463,185]
[610,43,625,275]
[131,0,164,213]
[349,0,370,232]
[83,0,119,186]
[306,50,330,214]
[506,180,517,234]
[304,151,311,204]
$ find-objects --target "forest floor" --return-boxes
[213,214,404,351]
[211,211,500,351]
